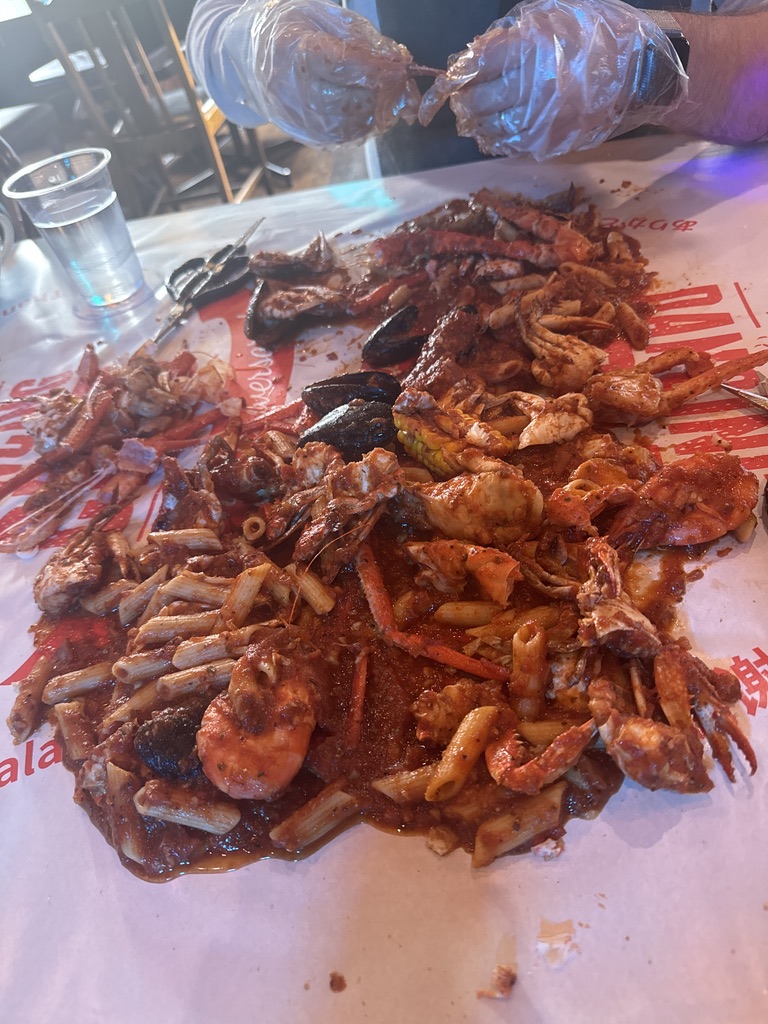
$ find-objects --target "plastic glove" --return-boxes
[419,0,688,161]
[223,0,420,147]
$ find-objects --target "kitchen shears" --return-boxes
[147,216,264,350]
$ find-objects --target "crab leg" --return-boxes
[659,346,768,416]
[59,380,114,457]
[371,229,574,270]
[347,646,368,749]
[355,543,509,682]
[0,456,48,502]
[487,720,597,795]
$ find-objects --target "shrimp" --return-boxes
[196,631,324,801]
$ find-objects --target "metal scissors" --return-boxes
[147,216,264,350]
[721,369,768,413]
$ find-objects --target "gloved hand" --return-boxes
[419,0,688,161]
[223,0,420,147]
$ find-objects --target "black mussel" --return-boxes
[297,399,396,460]
[134,701,207,779]
[361,305,428,367]
[301,370,401,417]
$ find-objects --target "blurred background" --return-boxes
[0,0,367,232]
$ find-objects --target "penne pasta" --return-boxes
[426,706,500,802]
[105,763,145,865]
[81,579,138,616]
[472,783,566,868]
[241,515,266,542]
[517,720,578,747]
[156,659,236,700]
[134,779,241,835]
[509,621,549,720]
[134,610,222,649]
[53,700,96,760]
[172,624,261,670]
[42,661,114,705]
[113,649,175,685]
[283,563,336,615]
[100,681,162,730]
[371,764,435,804]
[269,783,360,853]
[434,601,499,628]
[158,571,233,607]
[6,654,54,743]
[147,528,223,552]
[466,604,559,639]
[218,564,271,627]
[118,565,169,626]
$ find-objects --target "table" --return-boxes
[1,133,767,1024]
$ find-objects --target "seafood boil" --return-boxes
[4,187,765,881]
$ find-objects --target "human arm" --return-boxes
[662,10,768,144]
[185,0,420,145]
[419,0,768,161]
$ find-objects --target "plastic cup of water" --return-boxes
[2,147,146,309]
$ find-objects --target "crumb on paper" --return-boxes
[329,972,347,993]
[426,824,461,856]
[536,919,580,967]
[532,837,564,860]
[476,965,517,1000]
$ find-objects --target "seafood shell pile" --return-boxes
[5,187,765,880]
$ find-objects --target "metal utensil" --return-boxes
[147,216,265,350]
[720,369,768,414]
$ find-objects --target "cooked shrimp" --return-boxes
[196,692,315,802]
[196,631,323,801]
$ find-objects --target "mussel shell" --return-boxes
[301,370,401,416]
[362,304,428,367]
[134,701,207,779]
[298,400,396,460]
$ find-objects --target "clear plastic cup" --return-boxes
[2,147,146,308]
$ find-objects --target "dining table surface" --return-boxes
[0,131,767,1024]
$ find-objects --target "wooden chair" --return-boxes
[26,0,279,218]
